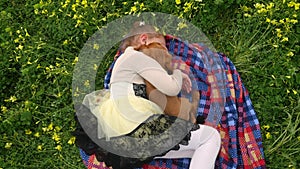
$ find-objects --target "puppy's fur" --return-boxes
[137,43,199,123]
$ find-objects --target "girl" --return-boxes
[75,22,221,169]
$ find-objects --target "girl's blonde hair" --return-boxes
[120,21,163,51]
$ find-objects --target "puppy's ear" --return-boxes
[164,52,174,73]
[135,44,145,51]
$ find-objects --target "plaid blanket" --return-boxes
[79,35,266,169]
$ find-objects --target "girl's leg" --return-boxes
[155,125,221,169]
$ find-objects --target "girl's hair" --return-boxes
[120,21,163,51]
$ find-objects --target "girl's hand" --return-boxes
[181,72,192,93]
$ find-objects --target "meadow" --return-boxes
[0,0,299,168]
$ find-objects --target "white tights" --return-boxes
[155,125,221,169]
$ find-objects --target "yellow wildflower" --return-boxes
[34,132,40,137]
[281,37,288,42]
[24,100,30,107]
[266,3,274,9]
[271,75,276,79]
[68,136,76,145]
[177,22,188,30]
[292,89,297,95]
[262,125,270,130]
[287,52,294,57]
[254,3,265,9]
[241,6,250,12]
[75,20,82,27]
[285,18,291,23]
[17,44,24,50]
[84,80,90,87]
[34,9,39,15]
[287,1,299,10]
[52,133,61,142]
[286,76,291,79]
[183,2,192,13]
[93,44,100,50]
[277,32,282,38]
[25,129,32,135]
[266,132,271,139]
[244,13,251,17]
[45,66,50,71]
[270,19,278,25]
[257,8,267,13]
[275,28,281,33]
[41,9,48,14]
[295,3,300,10]
[81,0,87,7]
[5,142,12,149]
[63,40,68,45]
[24,28,30,37]
[47,123,54,131]
[55,145,62,151]
[62,3,68,8]
[130,6,137,13]
[73,14,78,19]
[93,64,98,71]
[42,127,47,132]
[1,106,7,113]
[5,96,17,102]
[82,29,86,35]
[139,2,145,9]
[73,57,78,65]
[37,145,42,151]
[266,18,271,22]
[55,126,61,132]
[288,1,294,7]
[175,0,181,5]
[279,19,285,24]
[57,92,62,97]
[72,4,77,12]
[290,19,298,24]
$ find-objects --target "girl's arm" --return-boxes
[139,68,183,96]
[131,50,192,96]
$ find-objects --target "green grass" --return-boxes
[0,0,299,168]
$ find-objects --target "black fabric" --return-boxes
[72,84,201,168]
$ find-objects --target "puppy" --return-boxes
[137,43,199,123]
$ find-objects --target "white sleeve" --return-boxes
[131,51,182,96]
[139,68,182,96]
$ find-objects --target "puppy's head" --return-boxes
[137,43,173,74]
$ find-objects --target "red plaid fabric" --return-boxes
[79,34,266,169]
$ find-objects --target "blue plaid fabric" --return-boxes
[81,34,266,169]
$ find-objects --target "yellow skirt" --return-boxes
[83,89,164,139]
